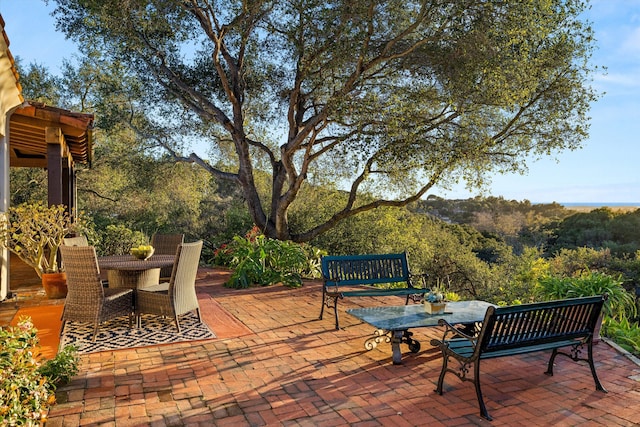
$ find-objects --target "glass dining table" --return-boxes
[97,254,176,289]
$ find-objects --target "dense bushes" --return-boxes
[536,271,636,320]
[548,208,640,256]
[213,226,326,288]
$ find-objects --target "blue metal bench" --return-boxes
[319,252,428,329]
[430,295,608,420]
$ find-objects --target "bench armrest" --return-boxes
[438,318,478,342]
[408,272,429,289]
[324,275,345,296]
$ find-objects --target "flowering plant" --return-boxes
[0,317,79,425]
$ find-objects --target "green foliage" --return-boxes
[485,247,550,306]
[602,317,640,356]
[305,202,518,303]
[549,208,615,252]
[224,227,310,288]
[98,224,147,256]
[548,208,640,257]
[15,61,63,105]
[297,244,328,280]
[414,196,581,256]
[211,243,234,268]
[51,0,599,243]
[608,252,640,292]
[536,271,636,320]
[8,169,48,206]
[547,247,612,277]
[205,204,254,250]
[0,317,79,425]
[444,291,461,302]
[0,202,83,278]
[417,221,501,301]
[37,346,80,387]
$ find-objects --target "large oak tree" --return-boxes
[51,0,598,242]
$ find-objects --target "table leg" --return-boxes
[391,330,406,364]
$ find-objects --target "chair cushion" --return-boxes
[104,288,133,300]
[139,282,170,293]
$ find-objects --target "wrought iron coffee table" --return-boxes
[347,300,494,364]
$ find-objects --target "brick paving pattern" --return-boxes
[3,268,640,426]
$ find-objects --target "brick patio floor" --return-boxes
[4,268,640,426]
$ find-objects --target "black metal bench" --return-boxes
[319,252,428,329]
[430,295,608,421]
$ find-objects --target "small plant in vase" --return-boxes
[424,287,448,314]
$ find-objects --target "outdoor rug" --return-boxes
[60,311,216,354]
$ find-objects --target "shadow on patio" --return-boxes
[2,267,640,426]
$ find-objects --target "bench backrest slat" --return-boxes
[321,253,410,286]
[478,295,605,354]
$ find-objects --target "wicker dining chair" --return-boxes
[59,245,134,342]
[136,240,203,332]
[151,233,184,280]
[63,235,89,246]
[63,235,110,286]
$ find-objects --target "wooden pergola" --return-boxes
[1,14,94,300]
[9,102,94,212]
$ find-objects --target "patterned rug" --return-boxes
[60,312,216,354]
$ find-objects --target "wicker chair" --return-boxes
[63,235,89,246]
[59,245,134,341]
[136,240,203,332]
[63,235,110,285]
[151,233,184,280]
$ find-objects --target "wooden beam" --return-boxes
[46,127,69,207]
[47,141,63,206]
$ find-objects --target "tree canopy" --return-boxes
[51,0,598,242]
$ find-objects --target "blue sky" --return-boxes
[1,0,639,204]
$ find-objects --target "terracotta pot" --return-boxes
[42,272,68,299]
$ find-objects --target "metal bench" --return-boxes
[430,295,608,421]
[319,252,428,329]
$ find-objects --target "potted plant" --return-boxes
[424,285,448,314]
[0,202,81,298]
[423,282,462,314]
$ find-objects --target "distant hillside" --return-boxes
[411,196,640,258]
[412,195,572,226]
[563,204,640,213]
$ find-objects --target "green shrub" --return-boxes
[0,317,79,426]
[536,271,636,320]
[297,244,327,279]
[38,345,80,387]
[602,317,640,356]
[99,224,147,256]
[216,226,325,288]
[224,226,307,288]
[211,242,234,267]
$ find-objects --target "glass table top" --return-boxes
[346,300,495,330]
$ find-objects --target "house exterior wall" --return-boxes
[1,14,26,300]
